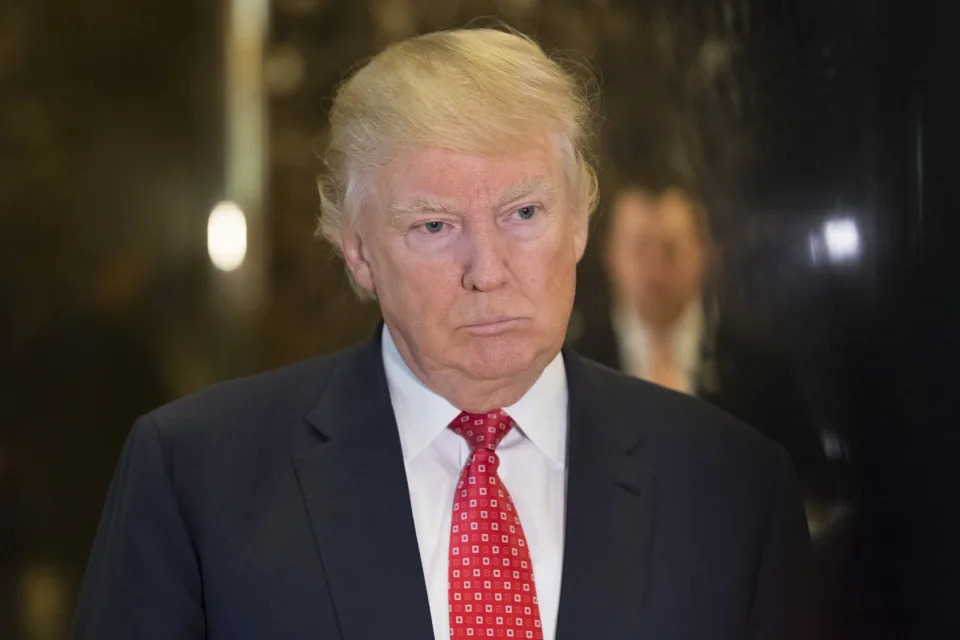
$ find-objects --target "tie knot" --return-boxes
[448,409,514,452]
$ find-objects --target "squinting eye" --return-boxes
[423,221,445,233]
[516,206,537,220]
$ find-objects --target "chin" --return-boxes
[457,335,546,381]
[639,303,678,328]
[460,329,565,382]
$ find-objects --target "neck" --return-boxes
[622,297,700,339]
[642,319,675,342]
[424,370,542,414]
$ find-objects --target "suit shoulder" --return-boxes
[574,354,785,465]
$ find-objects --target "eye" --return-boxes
[515,205,538,220]
[422,221,445,233]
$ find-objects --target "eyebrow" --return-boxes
[495,176,557,208]
[387,176,558,218]
[388,199,454,216]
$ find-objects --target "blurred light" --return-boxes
[698,38,731,80]
[372,0,415,40]
[233,0,269,37]
[20,564,68,640]
[821,430,849,462]
[823,218,861,261]
[265,44,305,96]
[809,216,861,265]
[207,201,248,272]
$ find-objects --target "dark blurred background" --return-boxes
[1,1,956,638]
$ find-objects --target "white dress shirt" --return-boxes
[381,326,568,640]
[611,299,705,395]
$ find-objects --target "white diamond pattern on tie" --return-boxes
[448,409,543,639]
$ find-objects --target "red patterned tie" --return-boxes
[448,409,543,640]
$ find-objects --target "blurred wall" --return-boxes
[1,1,221,637]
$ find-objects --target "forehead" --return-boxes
[613,190,700,239]
[382,143,562,204]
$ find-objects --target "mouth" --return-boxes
[461,317,525,335]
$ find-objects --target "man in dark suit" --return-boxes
[571,185,834,503]
[73,28,812,639]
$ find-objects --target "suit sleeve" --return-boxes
[747,446,816,640]
[71,414,205,639]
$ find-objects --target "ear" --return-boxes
[573,210,590,263]
[601,217,618,276]
[340,229,377,296]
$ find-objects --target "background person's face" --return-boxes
[606,189,706,331]
[345,143,588,389]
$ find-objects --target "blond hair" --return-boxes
[317,28,599,253]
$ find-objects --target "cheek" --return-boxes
[514,233,578,310]
[375,243,461,315]
[679,257,704,289]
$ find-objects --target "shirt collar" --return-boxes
[673,300,705,372]
[382,325,568,466]
[612,298,705,374]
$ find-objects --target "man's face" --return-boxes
[343,143,588,387]
[606,189,706,331]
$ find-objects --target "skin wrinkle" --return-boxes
[388,176,559,220]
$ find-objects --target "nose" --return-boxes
[638,246,669,281]
[461,224,510,292]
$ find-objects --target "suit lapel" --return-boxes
[556,351,657,640]
[292,337,433,640]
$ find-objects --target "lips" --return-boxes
[461,318,524,335]
[465,317,516,326]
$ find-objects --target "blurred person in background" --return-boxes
[571,183,836,507]
[72,28,811,640]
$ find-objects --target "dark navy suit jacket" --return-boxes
[72,333,812,639]
[569,310,835,501]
